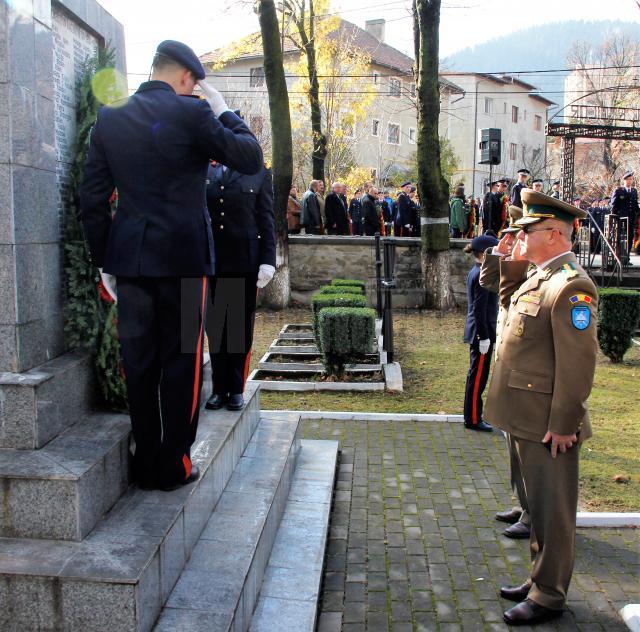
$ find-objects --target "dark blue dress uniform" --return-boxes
[463,260,499,427]
[610,185,639,259]
[80,80,262,489]
[395,191,413,236]
[349,197,362,235]
[205,163,275,398]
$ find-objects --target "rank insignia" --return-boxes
[569,294,592,305]
[562,263,578,278]
[571,306,591,330]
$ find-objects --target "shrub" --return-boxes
[332,279,366,290]
[311,293,367,347]
[597,289,640,363]
[318,307,376,376]
[318,285,364,296]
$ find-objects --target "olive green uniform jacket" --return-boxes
[484,252,597,443]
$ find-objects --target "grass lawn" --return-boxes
[250,306,639,512]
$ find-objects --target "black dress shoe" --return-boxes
[464,420,493,432]
[503,599,563,626]
[205,393,227,410]
[158,465,200,492]
[500,580,532,602]
[495,508,522,524]
[227,393,245,411]
[503,520,531,539]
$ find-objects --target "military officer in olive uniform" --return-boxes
[480,204,532,541]
[485,190,598,626]
[610,171,639,263]
[80,41,262,490]
[204,156,276,412]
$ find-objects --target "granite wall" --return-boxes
[288,236,471,308]
[0,0,125,372]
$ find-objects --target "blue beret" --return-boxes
[470,234,499,252]
[155,40,206,80]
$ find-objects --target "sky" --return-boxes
[96,0,640,91]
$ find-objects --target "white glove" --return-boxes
[404,224,411,228]
[99,268,117,302]
[197,80,230,117]
[256,264,275,289]
[478,338,490,355]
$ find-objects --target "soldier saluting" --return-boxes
[80,41,262,490]
[484,190,598,626]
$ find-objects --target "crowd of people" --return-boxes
[286,179,422,237]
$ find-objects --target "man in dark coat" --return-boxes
[325,182,350,235]
[301,180,322,234]
[361,186,380,236]
[482,181,502,234]
[462,234,499,432]
[349,189,363,236]
[509,168,530,208]
[80,40,262,490]
[395,181,414,236]
[610,171,640,262]
[204,160,275,411]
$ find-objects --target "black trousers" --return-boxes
[205,274,258,396]
[117,276,207,487]
[463,340,493,425]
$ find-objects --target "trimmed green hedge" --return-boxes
[311,293,367,346]
[318,307,376,376]
[318,285,364,296]
[597,289,640,363]
[332,279,366,290]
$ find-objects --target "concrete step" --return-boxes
[0,411,130,540]
[249,439,338,632]
[0,383,261,632]
[154,411,301,632]
[0,351,94,449]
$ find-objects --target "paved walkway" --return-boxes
[302,419,639,632]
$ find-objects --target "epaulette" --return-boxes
[560,262,579,279]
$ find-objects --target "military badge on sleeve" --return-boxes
[569,294,593,330]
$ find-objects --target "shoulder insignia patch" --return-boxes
[569,293,593,305]
[571,306,591,330]
[562,263,579,278]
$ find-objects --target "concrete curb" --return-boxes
[264,410,640,528]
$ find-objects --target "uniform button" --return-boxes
[250,189,254,193]
[527,383,532,388]
[219,225,224,230]
[219,199,224,203]
[220,186,224,190]
[221,212,224,217]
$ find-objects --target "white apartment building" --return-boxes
[200,19,463,186]
[440,73,555,196]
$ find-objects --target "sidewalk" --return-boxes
[303,418,638,631]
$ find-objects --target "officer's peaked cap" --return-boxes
[501,205,524,234]
[623,170,634,179]
[516,190,586,227]
[517,169,531,175]
[155,40,206,80]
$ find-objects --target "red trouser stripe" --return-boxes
[190,276,208,423]
[471,352,486,424]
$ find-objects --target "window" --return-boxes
[484,97,493,114]
[372,119,380,137]
[534,114,542,131]
[249,115,264,136]
[532,148,541,162]
[409,128,416,144]
[509,143,517,161]
[389,78,401,97]
[521,145,526,161]
[387,123,400,145]
[373,72,379,85]
[410,83,416,98]
[512,105,519,123]
[249,67,264,88]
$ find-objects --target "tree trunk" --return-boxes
[259,0,293,309]
[413,0,455,310]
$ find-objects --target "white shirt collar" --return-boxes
[536,251,572,272]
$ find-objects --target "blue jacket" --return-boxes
[80,81,263,277]
[463,263,498,344]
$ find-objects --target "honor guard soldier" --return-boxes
[395,181,414,236]
[610,171,639,263]
[462,234,499,432]
[509,168,530,208]
[485,190,598,626]
[531,178,543,192]
[204,151,276,412]
[480,204,532,541]
[80,40,262,490]
[550,180,561,199]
